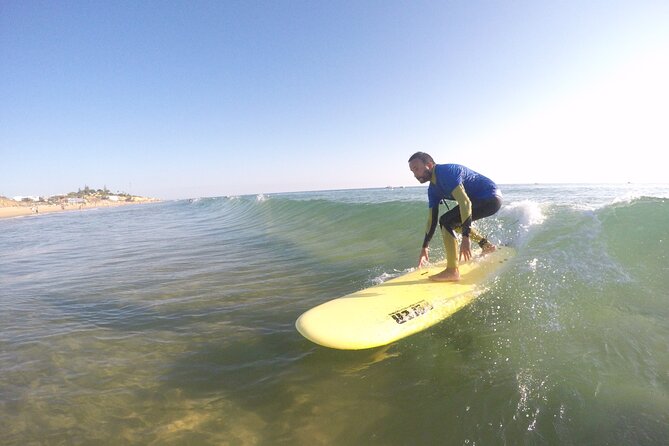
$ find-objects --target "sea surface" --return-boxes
[1,184,669,445]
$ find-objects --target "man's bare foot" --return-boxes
[481,244,497,256]
[429,267,460,282]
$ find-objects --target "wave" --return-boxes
[169,192,667,288]
[177,191,665,244]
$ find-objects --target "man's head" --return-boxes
[408,152,435,184]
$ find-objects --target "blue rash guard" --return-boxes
[428,164,499,208]
[422,164,500,249]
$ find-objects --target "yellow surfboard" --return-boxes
[296,246,515,350]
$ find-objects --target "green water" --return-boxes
[1,185,668,445]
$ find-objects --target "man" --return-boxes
[408,152,502,282]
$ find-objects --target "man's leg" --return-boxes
[437,199,500,252]
[429,207,462,281]
[470,195,502,252]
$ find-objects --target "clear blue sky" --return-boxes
[2,0,668,199]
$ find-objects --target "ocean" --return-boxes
[1,184,668,445]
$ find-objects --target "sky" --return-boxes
[2,0,668,199]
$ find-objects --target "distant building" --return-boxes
[13,196,40,202]
[67,198,86,204]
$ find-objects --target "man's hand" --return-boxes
[459,236,472,262]
[418,247,430,268]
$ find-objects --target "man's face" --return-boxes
[409,159,433,184]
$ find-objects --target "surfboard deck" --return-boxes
[296,246,515,350]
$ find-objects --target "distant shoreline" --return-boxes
[0,199,159,220]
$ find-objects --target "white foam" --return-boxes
[609,188,669,205]
[500,200,546,229]
[371,268,411,285]
[598,185,669,209]
[492,200,547,248]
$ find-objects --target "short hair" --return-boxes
[408,152,434,164]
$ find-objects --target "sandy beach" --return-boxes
[0,199,158,219]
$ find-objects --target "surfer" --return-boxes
[408,152,502,282]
